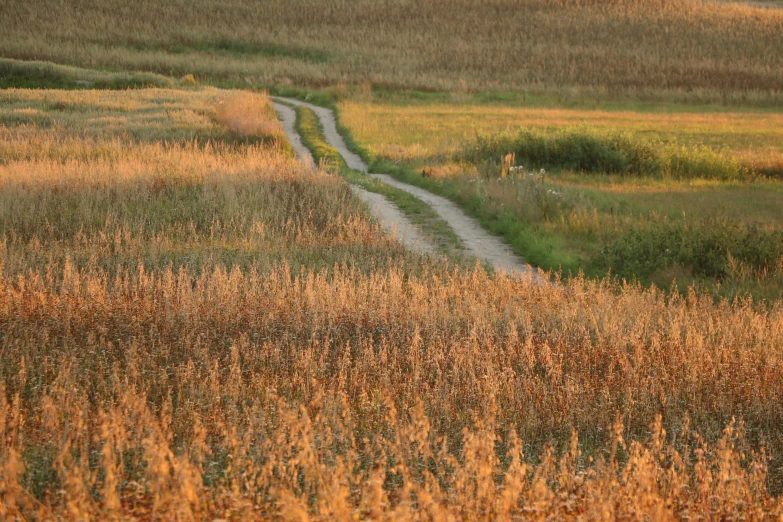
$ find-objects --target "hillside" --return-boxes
[1,0,782,103]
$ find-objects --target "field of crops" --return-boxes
[2,0,783,103]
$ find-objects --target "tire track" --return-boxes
[273,96,536,277]
[273,100,437,256]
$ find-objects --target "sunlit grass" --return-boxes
[338,99,783,297]
[339,101,783,174]
[2,88,783,518]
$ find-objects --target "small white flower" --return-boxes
[540,169,546,175]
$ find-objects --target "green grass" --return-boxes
[373,159,579,272]
[330,99,783,299]
[0,57,174,90]
[338,100,783,176]
[292,104,466,259]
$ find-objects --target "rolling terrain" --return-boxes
[1,0,783,518]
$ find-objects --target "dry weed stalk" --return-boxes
[1,261,783,518]
[1,85,782,520]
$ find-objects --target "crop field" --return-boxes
[2,0,783,519]
[0,85,780,520]
[0,86,779,519]
[2,0,783,103]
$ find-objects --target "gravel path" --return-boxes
[274,96,535,277]
[369,173,530,274]
[272,102,314,168]
[273,100,437,255]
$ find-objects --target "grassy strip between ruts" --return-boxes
[291,103,466,259]
[376,159,566,270]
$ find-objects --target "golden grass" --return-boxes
[2,89,783,518]
[0,89,417,279]
[1,0,783,102]
[2,264,783,518]
[215,91,285,141]
[338,101,783,173]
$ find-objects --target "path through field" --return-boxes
[273,96,533,276]
[273,100,437,256]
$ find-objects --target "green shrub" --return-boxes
[460,127,746,180]
[601,219,783,281]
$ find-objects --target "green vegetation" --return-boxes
[293,104,465,257]
[462,128,749,180]
[2,0,783,104]
[339,100,783,177]
[0,57,173,90]
[336,99,783,299]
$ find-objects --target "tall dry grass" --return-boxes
[1,264,783,518]
[1,0,782,102]
[1,89,782,518]
[215,91,286,142]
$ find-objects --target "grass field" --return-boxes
[2,0,783,104]
[339,100,783,176]
[337,98,783,299]
[1,88,782,518]
[2,0,783,516]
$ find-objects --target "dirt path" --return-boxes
[369,173,529,274]
[273,100,437,256]
[274,96,534,276]
[272,102,315,168]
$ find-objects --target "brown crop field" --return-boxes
[0,86,782,520]
[1,0,783,103]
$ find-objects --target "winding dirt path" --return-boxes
[274,96,535,277]
[272,102,314,168]
[273,100,437,256]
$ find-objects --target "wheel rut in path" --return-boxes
[273,100,436,256]
[273,96,535,277]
